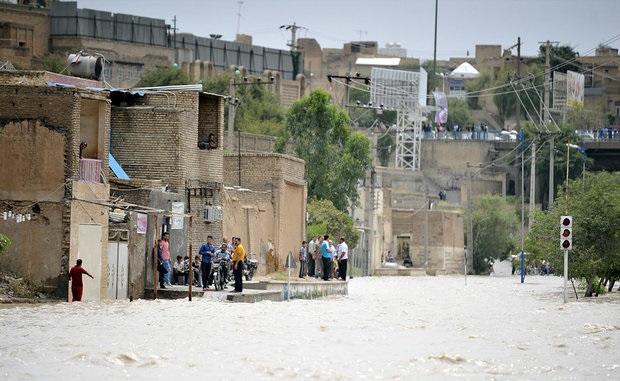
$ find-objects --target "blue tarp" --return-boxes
[109,153,130,180]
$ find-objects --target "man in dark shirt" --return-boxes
[68,259,94,302]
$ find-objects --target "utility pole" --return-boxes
[280,23,305,77]
[539,39,558,209]
[516,37,521,132]
[354,29,368,41]
[542,40,552,124]
[280,22,304,52]
[227,78,236,150]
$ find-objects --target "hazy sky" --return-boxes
[74,0,620,60]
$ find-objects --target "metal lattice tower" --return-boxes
[370,67,427,170]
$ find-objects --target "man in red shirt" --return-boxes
[68,259,94,302]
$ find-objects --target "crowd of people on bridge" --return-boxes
[422,122,493,141]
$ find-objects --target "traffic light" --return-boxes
[560,216,572,250]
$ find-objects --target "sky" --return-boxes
[73,0,620,61]
[1,273,619,379]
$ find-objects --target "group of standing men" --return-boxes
[299,235,348,281]
[158,233,246,293]
[196,235,246,292]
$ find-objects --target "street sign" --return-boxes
[285,252,297,268]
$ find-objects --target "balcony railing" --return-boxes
[79,158,102,183]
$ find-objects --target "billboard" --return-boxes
[567,70,584,108]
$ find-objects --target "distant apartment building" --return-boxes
[378,42,407,58]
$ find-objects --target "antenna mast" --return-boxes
[236,1,244,36]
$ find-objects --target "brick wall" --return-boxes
[223,152,304,190]
[110,91,226,269]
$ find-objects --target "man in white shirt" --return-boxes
[307,236,317,277]
[337,237,348,280]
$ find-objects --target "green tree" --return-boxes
[0,233,10,255]
[234,82,285,136]
[307,199,359,249]
[527,172,620,296]
[465,71,492,109]
[202,72,285,136]
[201,71,233,95]
[468,194,519,274]
[446,98,474,130]
[275,89,372,211]
[493,63,544,121]
[536,44,581,74]
[136,66,190,87]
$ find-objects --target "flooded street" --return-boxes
[1,273,618,380]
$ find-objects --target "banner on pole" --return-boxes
[433,92,448,124]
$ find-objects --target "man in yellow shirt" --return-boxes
[232,237,246,292]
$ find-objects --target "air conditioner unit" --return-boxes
[203,206,222,222]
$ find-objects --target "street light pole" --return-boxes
[520,128,525,284]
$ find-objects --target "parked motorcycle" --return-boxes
[243,252,258,281]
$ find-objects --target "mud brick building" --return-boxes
[109,89,226,286]
[223,153,306,274]
[0,70,110,300]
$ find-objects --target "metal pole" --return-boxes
[467,171,473,275]
[424,188,428,270]
[529,143,536,229]
[238,129,241,186]
[153,215,159,299]
[432,0,438,92]
[582,153,586,183]
[564,140,571,304]
[566,137,570,215]
[188,216,193,301]
[520,128,525,284]
[227,79,235,150]
[564,249,568,303]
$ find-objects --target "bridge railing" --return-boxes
[421,130,515,142]
[574,128,620,142]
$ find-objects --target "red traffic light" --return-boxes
[560,216,572,227]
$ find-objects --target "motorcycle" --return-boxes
[210,259,230,291]
[243,252,258,281]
